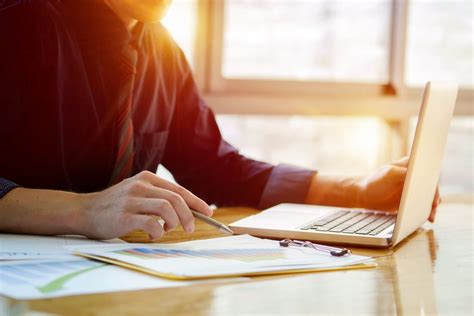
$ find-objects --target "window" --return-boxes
[405,0,473,88]
[222,0,391,83]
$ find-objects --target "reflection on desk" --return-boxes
[392,229,437,315]
[1,202,473,315]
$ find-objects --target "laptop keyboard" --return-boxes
[300,210,396,235]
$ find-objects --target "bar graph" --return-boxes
[114,248,287,262]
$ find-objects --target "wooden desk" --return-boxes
[2,203,472,315]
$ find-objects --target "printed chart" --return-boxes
[0,258,196,300]
[0,258,105,295]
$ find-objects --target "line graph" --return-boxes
[0,259,105,294]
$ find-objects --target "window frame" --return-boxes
[185,0,472,119]
[207,0,395,97]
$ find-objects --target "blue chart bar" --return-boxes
[115,248,287,262]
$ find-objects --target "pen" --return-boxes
[191,210,234,235]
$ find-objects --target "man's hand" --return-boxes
[357,157,440,222]
[80,171,213,240]
[0,171,212,240]
[306,157,440,222]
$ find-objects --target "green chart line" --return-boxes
[37,264,105,294]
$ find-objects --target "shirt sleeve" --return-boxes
[161,39,316,209]
[0,178,20,199]
[258,164,316,209]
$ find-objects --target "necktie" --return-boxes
[109,45,137,185]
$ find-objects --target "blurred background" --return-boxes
[161,0,473,199]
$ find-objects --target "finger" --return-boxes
[429,187,441,223]
[433,187,440,207]
[388,165,408,182]
[131,184,195,233]
[390,156,409,168]
[130,214,164,240]
[429,206,437,223]
[128,197,180,232]
[143,173,213,216]
[153,189,195,233]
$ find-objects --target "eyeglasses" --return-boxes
[279,238,351,257]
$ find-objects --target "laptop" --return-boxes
[230,82,458,248]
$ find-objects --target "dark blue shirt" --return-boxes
[0,0,315,208]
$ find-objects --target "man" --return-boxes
[0,0,439,240]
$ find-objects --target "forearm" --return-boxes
[0,188,88,236]
[305,173,363,208]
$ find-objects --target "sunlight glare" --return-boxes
[162,0,197,67]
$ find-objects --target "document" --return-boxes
[70,235,375,280]
[0,234,124,260]
[0,256,227,300]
